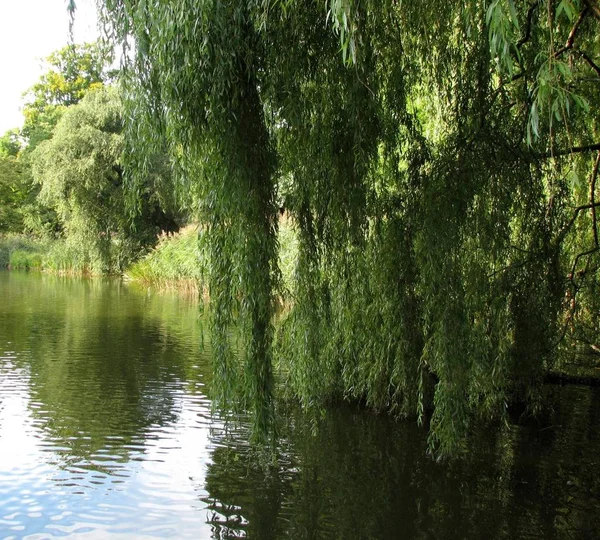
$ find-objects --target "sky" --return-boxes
[0,0,99,134]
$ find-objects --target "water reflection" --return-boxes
[0,271,215,538]
[203,390,600,539]
[0,270,599,539]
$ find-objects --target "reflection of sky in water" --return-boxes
[0,351,218,539]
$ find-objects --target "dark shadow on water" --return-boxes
[202,387,600,540]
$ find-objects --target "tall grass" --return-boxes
[1,234,109,275]
[9,250,44,270]
[125,225,206,295]
[2,221,299,299]
[42,241,93,275]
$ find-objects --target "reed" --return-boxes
[125,225,206,294]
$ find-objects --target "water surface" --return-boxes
[0,271,598,539]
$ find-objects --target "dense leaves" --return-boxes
[22,42,113,151]
[0,155,26,232]
[31,87,126,272]
[0,42,116,239]
[92,0,600,455]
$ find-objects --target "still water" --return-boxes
[0,270,598,539]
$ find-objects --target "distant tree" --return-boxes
[32,86,180,273]
[0,129,23,158]
[22,41,113,151]
[1,42,115,237]
[0,156,25,232]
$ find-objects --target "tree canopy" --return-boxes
[1,42,121,240]
[22,41,113,151]
[0,129,22,158]
[31,85,180,273]
[88,0,600,455]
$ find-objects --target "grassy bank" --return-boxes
[125,220,299,300]
[2,221,299,293]
[125,225,206,295]
[0,234,48,270]
[0,234,124,275]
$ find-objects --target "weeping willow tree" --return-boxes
[88,0,600,456]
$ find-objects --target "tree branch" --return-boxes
[583,0,600,20]
[556,201,600,246]
[517,2,539,48]
[577,50,600,78]
[535,142,600,159]
[488,258,532,279]
[553,6,588,57]
[570,247,599,287]
[550,7,600,80]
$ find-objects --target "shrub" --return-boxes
[9,250,43,270]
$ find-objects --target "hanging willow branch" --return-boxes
[589,151,600,247]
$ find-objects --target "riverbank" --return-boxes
[0,234,47,270]
[3,227,597,386]
[0,234,113,275]
[0,219,299,297]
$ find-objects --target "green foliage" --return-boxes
[0,129,22,157]
[125,220,298,299]
[21,42,113,151]
[99,0,281,436]
[31,86,127,274]
[93,0,600,456]
[0,154,28,232]
[277,217,299,299]
[0,43,117,240]
[126,225,206,292]
[24,42,111,108]
[8,250,43,270]
[0,234,48,268]
[0,234,90,274]
[30,85,179,275]
[42,239,96,275]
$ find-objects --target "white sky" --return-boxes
[0,0,99,134]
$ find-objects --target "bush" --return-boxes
[0,234,48,269]
[9,250,43,270]
[125,225,205,293]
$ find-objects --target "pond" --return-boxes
[0,270,599,539]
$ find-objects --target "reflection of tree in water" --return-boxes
[502,386,600,538]
[202,389,600,539]
[202,420,285,540]
[2,272,599,537]
[0,272,207,473]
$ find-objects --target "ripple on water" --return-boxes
[0,296,216,538]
